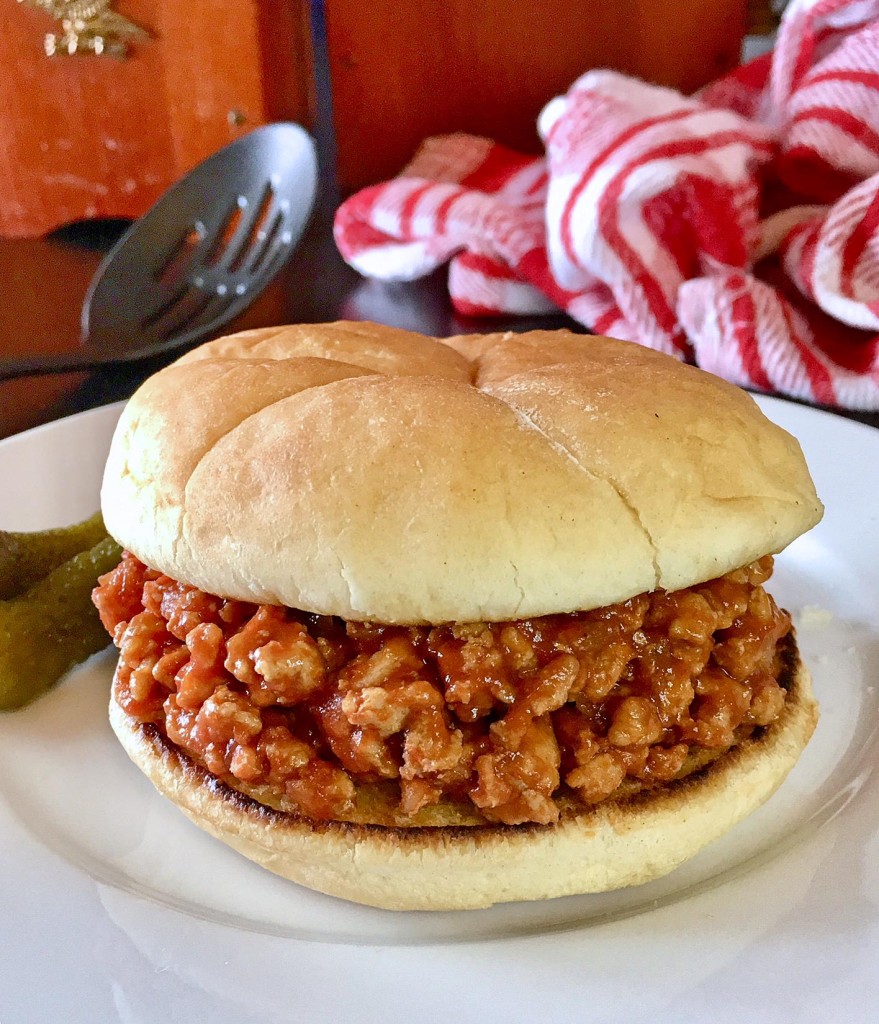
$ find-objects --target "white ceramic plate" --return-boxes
[1,397,877,1024]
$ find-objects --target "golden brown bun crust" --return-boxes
[108,641,818,911]
[101,322,823,622]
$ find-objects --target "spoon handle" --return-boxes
[0,351,115,382]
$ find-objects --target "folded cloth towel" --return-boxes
[334,0,879,410]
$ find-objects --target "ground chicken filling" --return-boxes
[93,554,792,826]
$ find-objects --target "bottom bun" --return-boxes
[108,642,817,911]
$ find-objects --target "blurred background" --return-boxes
[3,0,778,236]
[0,0,781,437]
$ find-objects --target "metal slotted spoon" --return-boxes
[0,123,318,381]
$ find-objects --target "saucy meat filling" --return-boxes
[94,554,792,826]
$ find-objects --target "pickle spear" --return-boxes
[0,512,109,601]
[0,535,122,711]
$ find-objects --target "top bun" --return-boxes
[101,322,822,623]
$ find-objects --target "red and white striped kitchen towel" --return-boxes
[334,0,879,410]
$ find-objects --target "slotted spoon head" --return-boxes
[81,123,317,359]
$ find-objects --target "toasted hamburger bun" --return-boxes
[109,639,816,911]
[101,322,823,910]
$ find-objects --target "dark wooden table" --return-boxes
[1,199,877,439]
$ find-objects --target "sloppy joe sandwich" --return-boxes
[93,322,822,910]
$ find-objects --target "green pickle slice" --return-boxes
[0,512,108,601]
[0,532,121,711]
